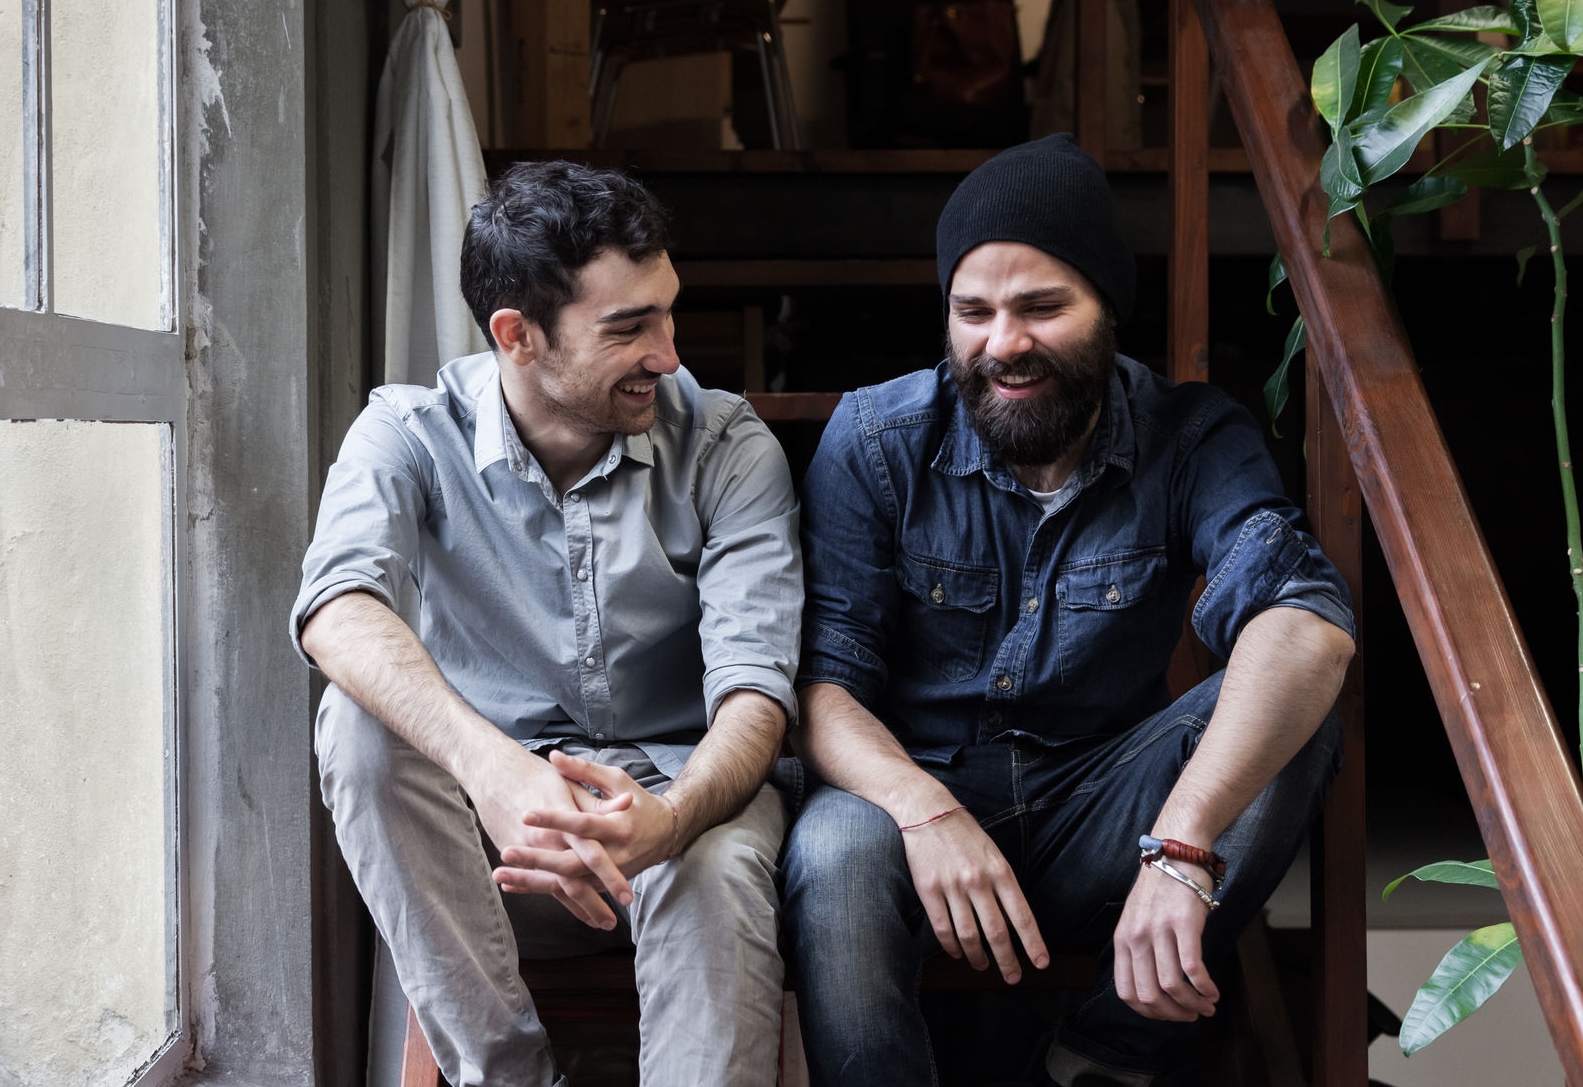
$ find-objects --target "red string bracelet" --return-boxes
[898,805,965,832]
[1138,835,1226,888]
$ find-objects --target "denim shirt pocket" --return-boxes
[895,551,1000,683]
[1055,549,1170,685]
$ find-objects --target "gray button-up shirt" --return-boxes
[291,352,802,778]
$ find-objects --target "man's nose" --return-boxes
[646,326,681,375]
[986,316,1033,362]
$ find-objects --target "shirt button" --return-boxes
[594,732,605,741]
[577,568,589,581]
[995,674,1012,691]
[568,493,581,503]
[986,711,1002,726]
[584,656,596,667]
[1106,584,1121,604]
[1026,597,1039,613]
[930,584,945,604]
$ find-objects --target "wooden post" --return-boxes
[507,0,591,149]
[1306,353,1370,1087]
[1168,0,1209,385]
[1076,0,1108,165]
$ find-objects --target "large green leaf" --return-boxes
[1315,25,1363,134]
[1354,37,1407,120]
[1266,254,1287,316]
[1489,54,1577,148]
[1545,87,1583,123]
[1265,317,1306,434]
[1384,174,1471,216]
[1360,0,1416,31]
[1539,0,1583,50]
[1322,125,1367,218]
[1382,858,1498,902]
[1444,143,1545,187]
[1514,0,1543,42]
[1353,61,1490,184]
[1399,37,1495,122]
[1399,923,1523,1054]
[1406,4,1518,32]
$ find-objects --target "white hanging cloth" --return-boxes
[372,0,490,387]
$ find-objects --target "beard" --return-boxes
[948,316,1117,469]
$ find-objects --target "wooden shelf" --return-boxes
[675,259,936,288]
[486,144,1583,176]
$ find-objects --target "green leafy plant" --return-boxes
[1284,0,1583,1054]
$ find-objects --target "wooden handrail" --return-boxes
[1194,1,1583,1082]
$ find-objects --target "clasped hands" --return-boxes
[902,809,1219,1021]
[483,749,676,930]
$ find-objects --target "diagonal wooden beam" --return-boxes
[1193,1,1583,1083]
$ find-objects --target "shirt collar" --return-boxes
[477,372,657,485]
[473,368,512,475]
[930,357,1137,490]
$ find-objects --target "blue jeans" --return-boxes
[782,672,1341,1085]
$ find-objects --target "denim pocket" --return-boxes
[1056,549,1169,684]
[895,550,999,683]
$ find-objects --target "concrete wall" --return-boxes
[0,421,174,1087]
[177,0,316,1080]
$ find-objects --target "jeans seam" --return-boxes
[1070,713,1208,796]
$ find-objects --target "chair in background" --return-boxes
[590,0,801,148]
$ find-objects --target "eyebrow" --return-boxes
[597,304,666,325]
[949,285,1076,307]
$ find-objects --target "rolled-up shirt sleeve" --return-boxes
[693,401,804,728]
[1177,397,1355,657]
[289,394,432,666]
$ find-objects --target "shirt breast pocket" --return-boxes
[895,551,1000,683]
[1056,550,1169,685]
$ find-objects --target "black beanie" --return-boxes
[936,133,1135,320]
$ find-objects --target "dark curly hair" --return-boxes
[460,160,672,350]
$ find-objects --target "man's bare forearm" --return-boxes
[299,590,520,783]
[794,682,959,827]
[1151,606,1355,848]
[664,688,786,847]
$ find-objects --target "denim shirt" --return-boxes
[291,352,802,779]
[797,356,1353,753]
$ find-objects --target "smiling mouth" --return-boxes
[616,380,658,396]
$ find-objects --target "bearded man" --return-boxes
[782,135,1356,1086]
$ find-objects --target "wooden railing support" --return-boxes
[1168,0,1210,385]
[1306,353,1369,1087]
[1076,0,1108,165]
[1195,1,1583,1082]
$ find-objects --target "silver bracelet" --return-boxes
[1143,855,1219,910]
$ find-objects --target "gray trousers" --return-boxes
[317,703,788,1087]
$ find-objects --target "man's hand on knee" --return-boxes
[1112,862,1220,1022]
[901,808,1049,985]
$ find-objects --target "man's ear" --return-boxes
[489,309,539,367]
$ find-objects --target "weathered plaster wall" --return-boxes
[0,421,173,1087]
[178,0,316,1081]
